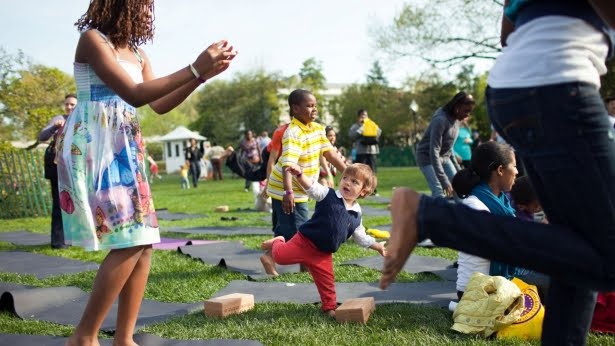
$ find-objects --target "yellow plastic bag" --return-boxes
[497,277,545,340]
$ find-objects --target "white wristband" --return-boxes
[189,64,200,78]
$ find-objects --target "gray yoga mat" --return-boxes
[0,334,263,346]
[164,226,272,236]
[0,251,99,279]
[360,206,391,217]
[178,242,299,279]
[0,284,201,332]
[364,195,391,204]
[0,231,49,246]
[156,209,207,221]
[213,280,456,307]
[342,255,457,281]
[0,282,30,292]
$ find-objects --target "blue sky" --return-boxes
[0,0,420,86]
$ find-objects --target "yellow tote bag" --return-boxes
[497,277,545,340]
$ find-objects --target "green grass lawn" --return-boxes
[0,167,612,345]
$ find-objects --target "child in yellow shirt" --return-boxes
[180,163,190,190]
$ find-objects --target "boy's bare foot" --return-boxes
[261,236,285,250]
[260,251,279,276]
[324,309,336,318]
[380,188,420,290]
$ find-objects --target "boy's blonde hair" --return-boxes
[343,163,377,198]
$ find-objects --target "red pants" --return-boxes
[271,232,336,311]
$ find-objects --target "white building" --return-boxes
[158,126,208,174]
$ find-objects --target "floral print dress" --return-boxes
[56,32,159,251]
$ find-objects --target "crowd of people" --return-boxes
[31,0,615,344]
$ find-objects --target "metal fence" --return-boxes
[0,150,51,219]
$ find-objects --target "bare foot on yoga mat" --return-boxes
[380,188,420,290]
[260,251,279,276]
[261,236,285,250]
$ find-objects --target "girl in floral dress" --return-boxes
[58,1,237,345]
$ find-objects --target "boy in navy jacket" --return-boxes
[260,163,386,316]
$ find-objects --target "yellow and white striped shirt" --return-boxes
[267,118,332,202]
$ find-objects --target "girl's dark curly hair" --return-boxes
[75,0,155,49]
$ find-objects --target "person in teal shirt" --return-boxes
[453,118,473,169]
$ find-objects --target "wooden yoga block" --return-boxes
[335,297,376,324]
[215,205,229,212]
[204,293,254,318]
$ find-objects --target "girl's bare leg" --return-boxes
[113,245,153,346]
[65,246,146,346]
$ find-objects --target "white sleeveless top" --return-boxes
[94,29,144,83]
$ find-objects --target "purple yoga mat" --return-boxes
[153,237,223,250]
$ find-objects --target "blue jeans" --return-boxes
[419,159,457,198]
[271,199,309,241]
[189,162,200,188]
[418,83,615,345]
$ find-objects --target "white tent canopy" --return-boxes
[159,126,206,142]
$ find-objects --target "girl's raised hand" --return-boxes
[193,40,238,79]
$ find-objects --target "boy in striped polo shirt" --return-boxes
[267,89,347,241]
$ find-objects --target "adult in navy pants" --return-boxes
[381,1,615,345]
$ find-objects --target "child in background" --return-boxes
[509,176,550,301]
[260,163,386,317]
[318,126,346,187]
[509,176,546,223]
[180,163,190,190]
[148,155,162,181]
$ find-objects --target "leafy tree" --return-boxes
[139,105,192,137]
[468,72,490,141]
[407,75,458,142]
[329,83,413,149]
[372,0,503,68]
[366,61,389,86]
[298,57,326,92]
[0,49,75,140]
[193,69,283,146]
[297,58,328,115]
[0,48,29,139]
